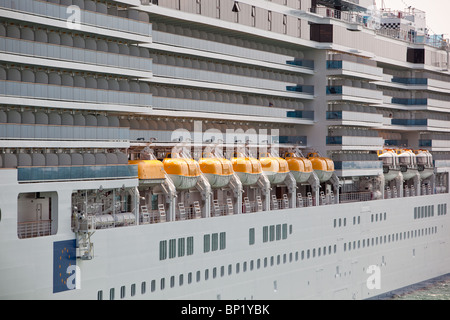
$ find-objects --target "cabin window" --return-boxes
[249,228,255,245]
[17,192,57,239]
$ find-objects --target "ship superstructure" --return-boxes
[0,0,449,300]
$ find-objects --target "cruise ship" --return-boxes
[0,0,449,301]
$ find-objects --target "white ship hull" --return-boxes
[0,169,449,300]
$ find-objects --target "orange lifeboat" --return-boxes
[199,153,234,188]
[259,152,290,185]
[231,152,262,186]
[284,151,313,183]
[128,159,165,181]
[163,152,201,190]
[307,152,335,183]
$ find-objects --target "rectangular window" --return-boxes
[141,282,146,294]
[179,274,184,286]
[216,0,221,19]
[251,6,256,27]
[212,233,218,251]
[131,284,136,297]
[220,232,226,250]
[407,48,425,64]
[276,224,281,241]
[151,280,156,292]
[283,14,287,34]
[298,18,302,37]
[249,228,255,245]
[263,226,268,243]
[268,11,272,31]
[159,240,167,260]
[169,239,176,259]
[282,224,287,239]
[187,236,194,255]
[178,238,185,257]
[120,286,126,299]
[204,234,211,253]
[269,225,275,241]
[310,23,333,42]
[19,192,58,239]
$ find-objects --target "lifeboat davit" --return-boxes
[231,153,262,186]
[307,152,335,183]
[259,153,290,185]
[414,149,434,180]
[284,152,313,183]
[378,149,400,182]
[396,149,418,181]
[128,159,165,185]
[199,153,234,188]
[163,153,201,190]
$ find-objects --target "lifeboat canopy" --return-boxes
[284,150,313,184]
[259,152,289,185]
[163,152,201,190]
[199,152,234,188]
[307,152,335,183]
[231,151,262,186]
[414,149,434,180]
[128,147,166,185]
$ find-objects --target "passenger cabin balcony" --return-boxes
[326,82,383,104]
[332,152,383,177]
[17,164,138,183]
[0,0,152,40]
[381,75,450,94]
[0,110,130,141]
[152,64,313,98]
[327,135,384,150]
[0,79,152,108]
[326,108,384,127]
[334,160,383,177]
[326,59,383,81]
[0,150,137,182]
[0,36,153,75]
[419,139,450,151]
[151,29,314,75]
[151,96,314,123]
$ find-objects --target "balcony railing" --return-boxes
[17,219,52,239]
[391,77,428,85]
[286,110,315,120]
[286,60,315,69]
[0,80,152,107]
[391,119,428,126]
[279,136,308,145]
[0,37,152,72]
[18,164,138,182]
[0,0,152,37]
[391,98,428,105]
[286,85,314,95]
[333,161,383,170]
[326,86,343,95]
